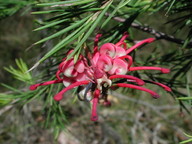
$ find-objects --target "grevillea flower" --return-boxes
[30,32,171,121]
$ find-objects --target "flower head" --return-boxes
[30,32,171,121]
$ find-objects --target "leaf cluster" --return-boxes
[0,0,34,19]
[165,0,192,46]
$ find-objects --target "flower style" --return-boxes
[30,32,171,121]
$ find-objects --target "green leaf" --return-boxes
[165,0,176,16]
[0,93,14,105]
[37,0,95,7]
[43,84,54,107]
[34,16,90,45]
[23,88,46,104]
[4,59,32,83]
[177,97,192,100]
[183,132,192,138]
[31,0,113,68]
[101,0,130,28]
[38,20,93,63]
[31,10,65,14]
[180,139,192,144]
[1,83,22,94]
[118,0,131,9]
[34,19,69,31]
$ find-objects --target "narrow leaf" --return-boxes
[32,10,64,14]
[37,0,95,7]
[34,19,69,31]
[34,16,90,45]
[38,21,93,63]
[177,97,192,100]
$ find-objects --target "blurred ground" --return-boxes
[0,11,192,144]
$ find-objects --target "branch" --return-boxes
[105,13,192,47]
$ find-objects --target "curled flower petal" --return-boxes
[114,46,126,57]
[100,43,116,58]
[64,66,78,77]
[108,58,128,75]
[115,42,127,50]
[60,59,74,71]
[62,76,75,87]
[119,55,133,69]
[92,52,100,66]
[74,72,89,82]
[74,60,85,73]
[96,75,112,89]
[97,55,112,72]
[94,68,105,79]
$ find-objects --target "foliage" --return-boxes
[166,0,192,45]
[0,58,67,136]
[0,0,34,19]
[180,133,192,144]
[4,58,33,84]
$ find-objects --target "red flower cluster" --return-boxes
[30,32,171,121]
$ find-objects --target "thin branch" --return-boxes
[105,13,192,47]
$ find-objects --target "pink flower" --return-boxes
[30,32,171,121]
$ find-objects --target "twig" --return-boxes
[105,13,192,47]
